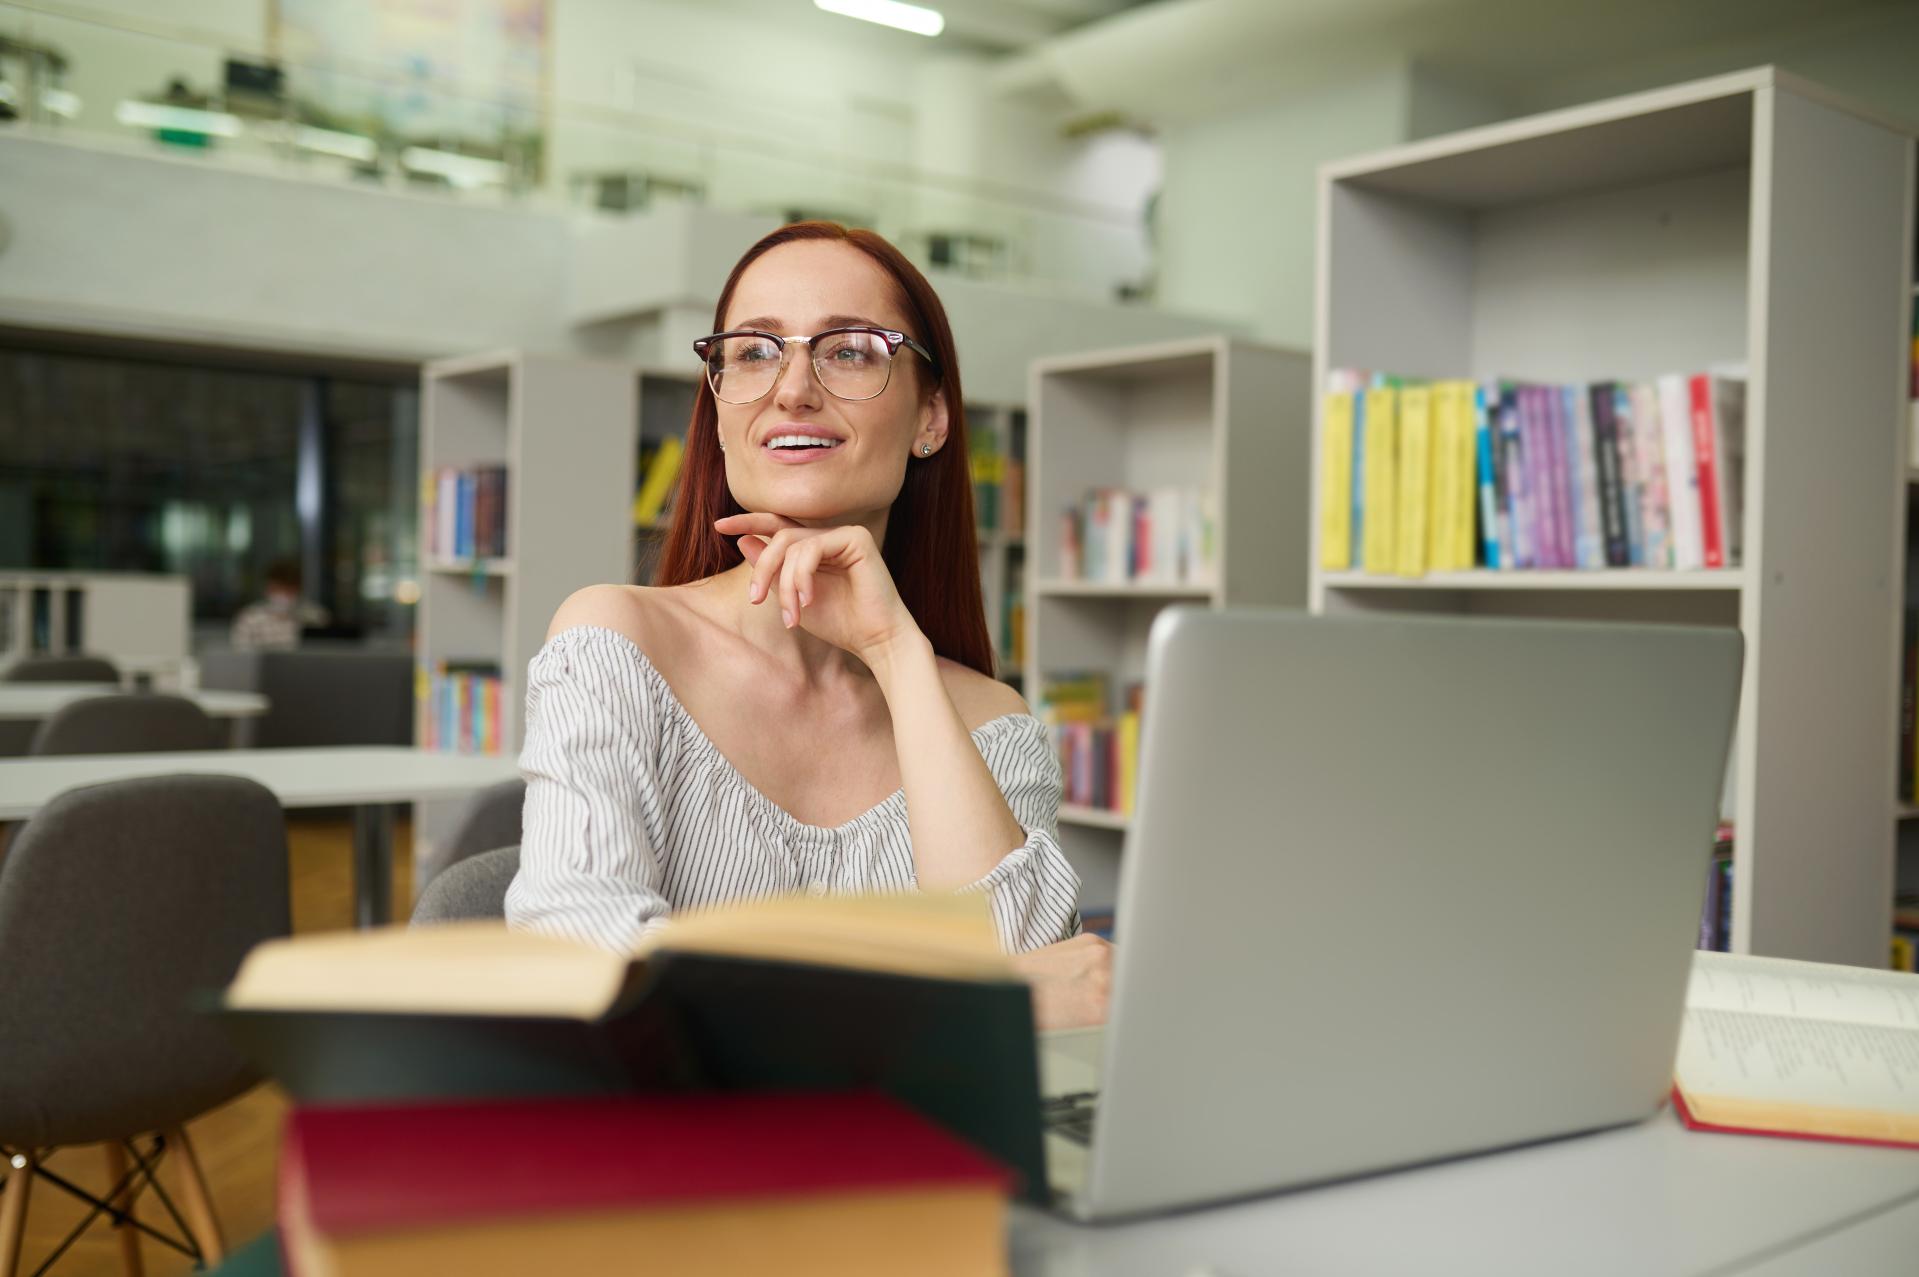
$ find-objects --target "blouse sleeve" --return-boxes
[958,715,1083,953]
[504,626,671,952]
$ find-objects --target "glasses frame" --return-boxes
[692,326,940,404]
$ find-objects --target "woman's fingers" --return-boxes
[714,512,797,537]
[781,537,830,627]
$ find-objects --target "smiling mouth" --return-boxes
[763,434,845,451]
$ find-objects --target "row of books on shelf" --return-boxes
[1040,672,1142,816]
[633,435,685,528]
[1318,370,1745,577]
[1900,610,1919,804]
[1696,823,1735,952]
[969,417,1026,535]
[1895,895,1919,972]
[417,661,506,755]
[1059,487,1218,587]
[424,466,509,562]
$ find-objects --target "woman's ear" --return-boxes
[916,386,951,458]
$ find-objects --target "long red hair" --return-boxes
[655,222,994,677]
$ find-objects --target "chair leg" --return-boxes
[0,1151,34,1277]
[103,1144,144,1277]
[164,1129,224,1267]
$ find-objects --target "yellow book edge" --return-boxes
[1675,1087,1919,1146]
[226,891,1010,1020]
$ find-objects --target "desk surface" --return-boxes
[0,683,269,720]
[0,745,519,817]
[1010,1106,1919,1275]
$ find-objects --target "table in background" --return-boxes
[0,746,520,926]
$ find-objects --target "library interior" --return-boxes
[3,0,1919,1272]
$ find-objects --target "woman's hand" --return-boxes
[1009,933,1113,1031]
[714,513,921,665]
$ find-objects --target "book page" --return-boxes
[1675,1006,1919,1114]
[1687,950,1919,1030]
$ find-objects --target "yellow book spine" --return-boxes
[633,436,685,527]
[1428,382,1456,573]
[1119,711,1141,816]
[1396,384,1432,578]
[1893,935,1916,973]
[1361,386,1398,574]
[1318,391,1355,570]
[1457,381,1481,569]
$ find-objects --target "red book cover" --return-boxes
[281,1091,1010,1239]
[1670,1088,1919,1153]
[1689,374,1724,570]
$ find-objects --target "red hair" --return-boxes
[655,222,994,677]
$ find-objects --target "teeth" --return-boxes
[767,434,841,449]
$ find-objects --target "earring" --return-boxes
[920,443,932,456]
[718,436,726,452]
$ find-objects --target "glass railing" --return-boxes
[0,1,1156,301]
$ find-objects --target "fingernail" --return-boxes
[799,589,811,607]
[748,581,763,603]
[781,609,795,628]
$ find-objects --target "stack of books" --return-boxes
[219,893,1040,1274]
[1040,672,1142,816]
[1058,487,1216,586]
[1318,371,1746,576]
[968,418,1025,537]
[417,660,504,754]
[424,466,508,562]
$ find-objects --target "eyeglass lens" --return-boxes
[705,331,894,404]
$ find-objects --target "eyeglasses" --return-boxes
[693,327,939,405]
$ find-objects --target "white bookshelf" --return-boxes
[1027,335,1314,908]
[1308,67,1915,967]
[0,571,190,681]
[417,350,638,755]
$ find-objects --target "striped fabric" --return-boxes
[505,625,1081,954]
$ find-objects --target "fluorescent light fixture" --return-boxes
[814,0,944,37]
[295,125,377,163]
[115,99,242,137]
[41,88,82,118]
[400,146,507,189]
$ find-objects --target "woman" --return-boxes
[506,222,1111,1027]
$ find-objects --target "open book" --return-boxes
[1673,950,1919,1149]
[218,892,1049,1203]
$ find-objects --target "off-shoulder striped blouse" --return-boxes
[504,625,1082,954]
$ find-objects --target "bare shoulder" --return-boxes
[937,657,1031,733]
[545,584,692,658]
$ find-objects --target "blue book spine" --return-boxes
[1475,385,1500,570]
[1500,384,1530,570]
[1615,385,1647,567]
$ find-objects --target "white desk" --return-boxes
[1010,1107,1919,1275]
[0,746,520,927]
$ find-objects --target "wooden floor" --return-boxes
[10,816,414,1276]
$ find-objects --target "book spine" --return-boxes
[1362,386,1399,574]
[1455,381,1477,568]
[1319,390,1355,570]
[1397,383,1432,578]
[1658,374,1703,570]
[1568,385,1601,569]
[1534,386,1566,569]
[1901,609,1915,804]
[1476,385,1500,570]
[1427,382,1454,573]
[1500,384,1530,570]
[1350,386,1367,567]
[1590,383,1629,568]
[1690,375,1725,570]
[1612,386,1645,567]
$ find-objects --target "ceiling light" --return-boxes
[400,146,508,189]
[814,0,944,38]
[295,126,377,163]
[115,100,242,137]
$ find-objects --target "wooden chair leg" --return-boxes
[103,1143,144,1277]
[164,1129,224,1267]
[0,1150,35,1277]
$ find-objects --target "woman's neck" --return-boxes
[705,561,872,689]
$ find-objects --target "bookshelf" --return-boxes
[1026,335,1313,906]
[1308,67,1915,967]
[970,403,1028,687]
[417,350,637,756]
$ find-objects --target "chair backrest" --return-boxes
[29,693,224,756]
[411,844,521,925]
[444,778,526,870]
[0,774,291,1148]
[4,654,121,684]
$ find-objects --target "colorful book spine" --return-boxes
[1659,373,1705,570]
[1589,382,1630,568]
[1361,384,1399,574]
[1500,383,1532,570]
[1475,384,1500,570]
[1566,384,1601,570]
[1396,383,1433,578]
[1425,381,1453,574]
[1319,389,1355,570]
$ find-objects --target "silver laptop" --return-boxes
[1039,607,1743,1221]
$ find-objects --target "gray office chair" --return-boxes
[412,844,521,925]
[0,775,291,1275]
[2,655,120,685]
[415,779,525,898]
[28,694,223,756]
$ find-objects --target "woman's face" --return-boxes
[713,239,947,529]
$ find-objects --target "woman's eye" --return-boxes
[736,341,779,363]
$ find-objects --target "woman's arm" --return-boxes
[865,633,1030,890]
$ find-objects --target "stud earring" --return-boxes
[920,443,933,456]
